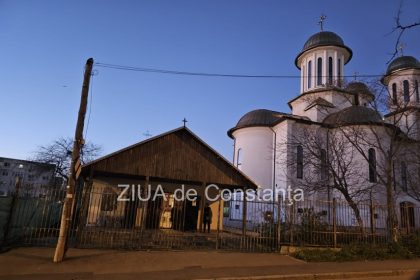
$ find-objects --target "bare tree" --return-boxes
[335,79,420,242]
[281,123,373,234]
[33,137,102,183]
[387,0,420,63]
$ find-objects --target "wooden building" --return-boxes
[81,127,257,233]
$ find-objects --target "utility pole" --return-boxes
[53,58,94,263]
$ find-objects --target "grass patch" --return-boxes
[292,241,418,262]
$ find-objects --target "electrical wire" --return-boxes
[94,62,393,79]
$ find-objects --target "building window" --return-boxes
[415,80,419,102]
[317,57,322,86]
[308,61,312,89]
[403,80,410,103]
[236,148,242,170]
[328,57,333,85]
[296,145,303,179]
[368,148,376,183]
[401,161,407,191]
[320,149,327,180]
[392,83,397,105]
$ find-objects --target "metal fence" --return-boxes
[1,183,420,253]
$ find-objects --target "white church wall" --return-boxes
[273,121,290,192]
[232,127,274,189]
[290,90,354,122]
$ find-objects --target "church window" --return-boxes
[415,80,419,102]
[392,83,397,105]
[401,161,407,191]
[308,61,312,89]
[328,57,333,85]
[317,57,322,86]
[296,145,303,179]
[236,148,242,170]
[320,149,327,180]
[368,148,376,183]
[403,80,410,103]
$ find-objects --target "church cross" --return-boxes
[318,14,327,31]
[182,118,188,127]
[353,71,359,81]
[398,43,406,56]
[143,130,152,138]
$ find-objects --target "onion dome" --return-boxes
[228,109,281,135]
[295,31,353,68]
[345,82,374,97]
[386,56,420,76]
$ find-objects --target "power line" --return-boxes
[94,62,391,79]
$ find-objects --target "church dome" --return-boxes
[323,106,382,126]
[295,31,353,68]
[227,109,282,137]
[345,82,374,97]
[386,56,420,76]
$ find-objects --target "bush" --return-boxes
[293,243,415,262]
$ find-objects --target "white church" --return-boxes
[227,29,420,227]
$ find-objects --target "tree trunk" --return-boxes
[343,193,365,235]
[385,160,399,243]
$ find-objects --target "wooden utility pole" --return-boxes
[53,58,94,263]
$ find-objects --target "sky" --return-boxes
[1,0,419,162]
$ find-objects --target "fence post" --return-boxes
[405,203,410,235]
[216,189,221,250]
[241,189,247,249]
[1,177,21,248]
[140,176,149,231]
[370,200,376,244]
[332,198,337,248]
[74,179,93,246]
[277,195,282,252]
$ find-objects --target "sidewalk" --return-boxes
[0,247,419,280]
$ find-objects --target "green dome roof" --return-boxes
[386,56,420,75]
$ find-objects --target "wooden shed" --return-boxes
[81,127,257,233]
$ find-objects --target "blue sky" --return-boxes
[1,0,419,161]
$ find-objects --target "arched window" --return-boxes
[296,145,303,179]
[368,148,376,183]
[236,148,242,170]
[401,161,407,191]
[403,80,410,103]
[308,61,312,89]
[415,80,419,102]
[317,57,323,86]
[328,57,333,85]
[320,149,327,180]
[392,83,397,105]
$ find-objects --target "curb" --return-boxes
[194,269,419,280]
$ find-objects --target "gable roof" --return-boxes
[304,97,335,111]
[83,127,257,189]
